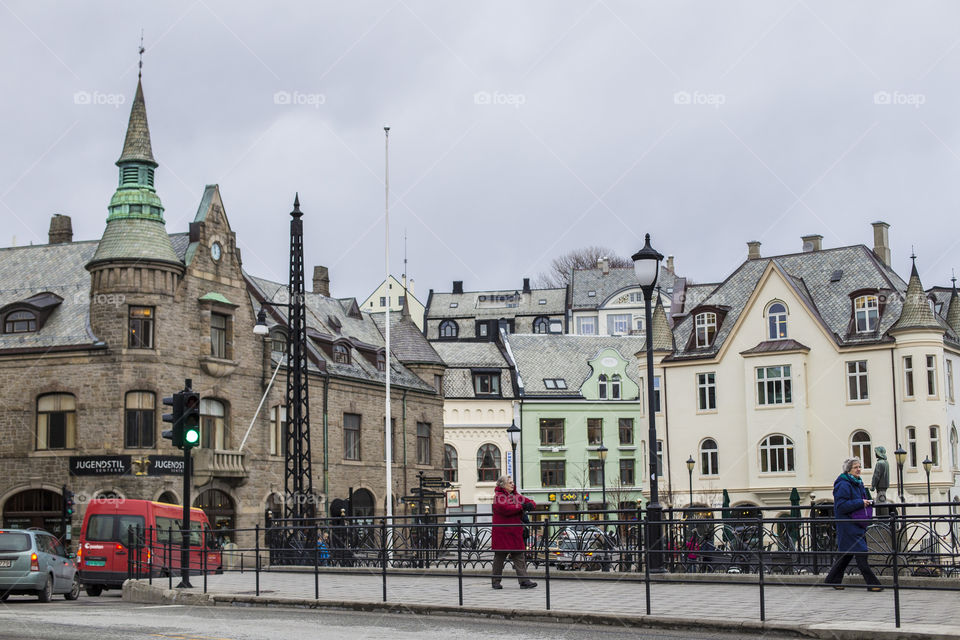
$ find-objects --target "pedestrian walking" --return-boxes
[491,475,537,590]
[824,457,883,591]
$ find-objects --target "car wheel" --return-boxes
[37,576,53,603]
[65,575,80,601]
[85,585,103,597]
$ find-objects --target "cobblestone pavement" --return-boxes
[173,569,960,634]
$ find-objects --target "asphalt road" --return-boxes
[0,593,787,640]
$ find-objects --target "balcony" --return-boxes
[192,448,248,486]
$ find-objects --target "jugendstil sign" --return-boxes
[69,455,131,476]
[145,455,184,476]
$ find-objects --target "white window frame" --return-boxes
[766,302,788,340]
[926,355,938,397]
[756,365,792,406]
[699,438,719,476]
[607,313,631,336]
[851,430,872,469]
[847,360,869,401]
[854,295,879,333]
[930,425,941,467]
[697,372,717,411]
[947,359,955,403]
[907,426,917,468]
[759,434,795,473]
[694,312,717,348]
[904,356,915,397]
[577,315,598,335]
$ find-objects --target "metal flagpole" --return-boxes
[384,126,393,557]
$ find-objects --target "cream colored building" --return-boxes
[362,275,425,330]
[654,225,960,515]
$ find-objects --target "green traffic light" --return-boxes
[184,428,200,445]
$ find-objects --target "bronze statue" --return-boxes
[872,446,890,514]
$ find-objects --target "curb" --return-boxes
[121,580,958,640]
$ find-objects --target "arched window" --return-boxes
[444,445,458,483]
[695,312,717,348]
[700,438,719,475]
[598,374,608,399]
[352,488,375,518]
[851,430,872,469]
[610,374,621,400]
[269,329,286,354]
[200,398,228,450]
[124,391,156,449]
[439,320,458,339]
[36,393,76,450]
[477,444,501,482]
[854,295,879,333]
[950,425,958,470]
[4,310,37,333]
[533,316,550,334]
[333,343,350,364]
[760,434,795,473]
[930,425,941,467]
[766,302,788,340]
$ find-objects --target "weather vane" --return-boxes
[138,30,145,79]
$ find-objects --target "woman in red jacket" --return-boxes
[491,475,537,589]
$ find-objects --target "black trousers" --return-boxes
[825,552,880,585]
[491,551,529,585]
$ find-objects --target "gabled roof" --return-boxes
[426,287,566,320]
[370,312,443,366]
[246,273,434,392]
[504,334,646,397]
[669,245,911,361]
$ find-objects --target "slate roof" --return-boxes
[669,245,914,361]
[569,265,677,310]
[370,311,444,366]
[504,334,647,397]
[740,339,811,355]
[427,287,566,320]
[0,240,100,349]
[246,274,434,392]
[88,217,181,266]
[432,341,516,399]
[117,80,156,166]
[890,263,942,333]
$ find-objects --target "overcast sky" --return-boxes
[3,2,960,302]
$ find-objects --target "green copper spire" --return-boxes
[88,76,179,268]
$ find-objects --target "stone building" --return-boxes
[0,78,444,543]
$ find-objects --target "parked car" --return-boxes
[0,529,80,601]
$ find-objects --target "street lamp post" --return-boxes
[632,233,664,572]
[686,456,695,507]
[598,444,608,520]
[894,445,907,503]
[922,456,934,558]
[506,421,521,486]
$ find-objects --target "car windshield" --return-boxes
[0,532,31,552]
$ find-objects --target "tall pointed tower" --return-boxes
[86,77,184,344]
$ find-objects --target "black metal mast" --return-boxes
[285,193,314,520]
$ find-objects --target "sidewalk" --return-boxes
[123,569,960,639]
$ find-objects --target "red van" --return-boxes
[77,499,221,596]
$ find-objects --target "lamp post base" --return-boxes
[645,501,666,574]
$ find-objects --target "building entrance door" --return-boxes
[3,489,64,539]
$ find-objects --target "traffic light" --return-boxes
[62,489,75,519]
[162,392,184,447]
[181,391,200,448]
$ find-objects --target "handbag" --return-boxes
[850,503,873,528]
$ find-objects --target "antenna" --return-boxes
[138,30,145,79]
[403,229,408,292]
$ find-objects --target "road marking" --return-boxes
[137,605,187,609]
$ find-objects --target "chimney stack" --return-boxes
[801,234,823,252]
[665,255,674,273]
[313,265,330,296]
[452,280,464,294]
[522,277,531,294]
[872,221,891,267]
[408,278,415,296]
[48,214,72,244]
[598,257,610,275]
[747,241,762,260]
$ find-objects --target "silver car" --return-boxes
[0,529,80,602]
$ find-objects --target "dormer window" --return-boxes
[695,312,717,348]
[854,295,879,333]
[333,343,350,364]
[270,330,287,354]
[766,302,788,340]
[377,351,386,372]
[4,310,37,333]
[533,316,550,334]
[439,320,459,339]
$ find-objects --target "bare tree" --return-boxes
[535,246,632,288]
